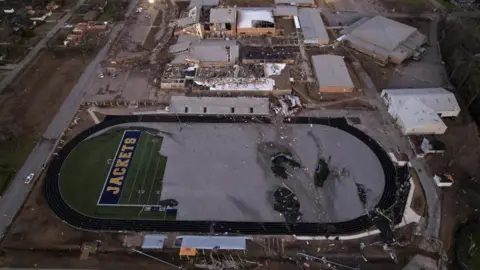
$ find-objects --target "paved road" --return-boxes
[0,0,139,237]
[0,0,89,93]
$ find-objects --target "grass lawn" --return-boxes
[59,129,170,220]
[0,137,36,194]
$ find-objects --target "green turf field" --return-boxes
[59,129,172,219]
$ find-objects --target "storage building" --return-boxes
[341,16,427,64]
[297,8,329,45]
[311,55,354,93]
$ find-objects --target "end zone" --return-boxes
[98,130,141,205]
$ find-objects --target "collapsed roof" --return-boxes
[237,9,275,28]
[169,40,239,65]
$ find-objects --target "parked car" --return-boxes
[24,173,35,184]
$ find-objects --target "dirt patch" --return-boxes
[1,159,123,249]
[0,49,93,193]
[411,168,427,217]
[355,53,394,91]
[326,0,387,12]
[0,250,182,269]
[424,112,480,257]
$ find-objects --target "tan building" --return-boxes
[311,55,354,93]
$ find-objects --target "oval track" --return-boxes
[45,116,399,235]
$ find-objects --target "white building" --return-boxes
[381,88,460,135]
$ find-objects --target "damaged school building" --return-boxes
[173,3,329,44]
[161,41,291,94]
[160,1,336,94]
[339,15,427,64]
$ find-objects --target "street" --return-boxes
[0,0,139,236]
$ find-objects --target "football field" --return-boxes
[59,129,172,219]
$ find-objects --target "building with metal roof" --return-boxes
[141,234,167,249]
[297,8,329,45]
[274,6,298,17]
[188,0,219,8]
[209,8,236,23]
[274,0,316,7]
[311,55,354,93]
[169,96,270,115]
[341,16,427,64]
[169,40,239,66]
[381,88,460,118]
[381,88,460,135]
[176,236,249,250]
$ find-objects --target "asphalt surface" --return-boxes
[0,0,139,237]
[0,0,88,92]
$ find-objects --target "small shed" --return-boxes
[176,235,248,250]
[141,234,167,249]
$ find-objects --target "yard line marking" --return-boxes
[126,132,149,204]
[137,135,157,204]
[146,140,162,205]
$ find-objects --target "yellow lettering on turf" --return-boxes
[115,159,129,168]
[124,138,137,144]
[118,152,132,159]
[121,145,134,152]
[109,176,124,186]
[112,168,126,176]
[106,186,120,194]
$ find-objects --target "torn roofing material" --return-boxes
[311,55,354,89]
[176,6,203,27]
[169,40,239,64]
[298,8,329,44]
